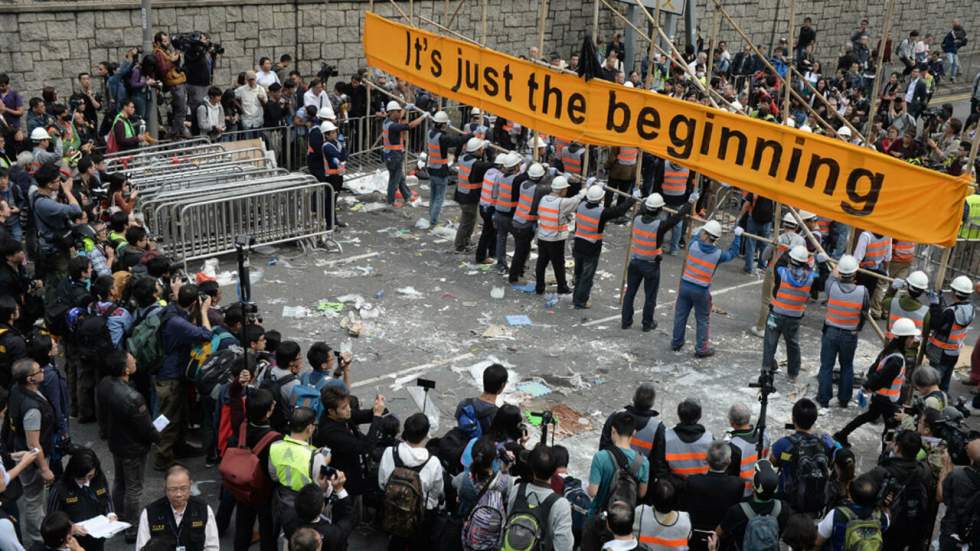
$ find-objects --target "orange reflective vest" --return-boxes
[382,119,404,152]
[681,241,722,287]
[617,147,639,166]
[928,303,975,356]
[873,352,906,402]
[662,164,689,196]
[664,428,711,477]
[859,234,891,269]
[770,267,813,318]
[631,216,664,260]
[892,240,915,263]
[825,280,866,330]
[574,203,603,242]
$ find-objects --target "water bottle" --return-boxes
[857,390,867,408]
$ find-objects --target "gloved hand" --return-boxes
[733,226,744,237]
[891,278,906,291]
[688,192,700,205]
[928,291,940,305]
[548,166,558,176]
[405,103,416,111]
[816,252,829,264]
[417,160,425,170]
[586,176,597,186]
[632,188,643,199]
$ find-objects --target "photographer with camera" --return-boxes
[30,163,81,301]
[868,430,937,550]
[179,33,218,121]
[72,72,102,131]
[939,439,980,551]
[153,32,190,139]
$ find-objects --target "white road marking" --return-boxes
[580,278,764,327]
[352,352,476,388]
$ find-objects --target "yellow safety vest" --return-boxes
[268,435,315,492]
[959,195,980,239]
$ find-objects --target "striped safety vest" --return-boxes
[825,280,866,331]
[553,137,571,156]
[629,415,663,456]
[480,168,501,207]
[467,122,488,140]
[425,130,448,168]
[631,216,663,260]
[929,303,975,356]
[574,203,603,243]
[729,433,770,495]
[664,428,711,477]
[494,173,518,212]
[681,241,723,288]
[770,267,813,318]
[382,119,404,152]
[815,217,831,236]
[662,164,689,196]
[961,195,980,239]
[617,147,639,166]
[873,352,906,402]
[859,234,891,269]
[456,155,480,193]
[560,146,585,176]
[512,180,540,224]
[636,506,691,551]
[892,240,915,263]
[886,296,928,338]
[536,195,567,239]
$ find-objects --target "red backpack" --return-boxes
[218,422,281,506]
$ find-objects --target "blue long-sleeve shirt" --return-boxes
[322,138,348,172]
[94,301,134,350]
[691,234,742,263]
[159,303,213,380]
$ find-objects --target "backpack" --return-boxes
[739,501,781,551]
[290,381,324,419]
[785,433,830,514]
[561,476,592,541]
[126,305,170,375]
[381,449,430,538]
[186,330,237,379]
[457,399,490,440]
[217,422,281,506]
[190,345,245,397]
[501,483,559,551]
[68,304,121,361]
[885,466,930,525]
[836,507,883,551]
[604,447,642,510]
[437,428,471,477]
[461,473,508,550]
[260,372,298,432]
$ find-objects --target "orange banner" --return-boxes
[364,13,969,245]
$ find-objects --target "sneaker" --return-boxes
[671,344,682,352]
[204,456,218,468]
[695,348,715,358]
[556,287,573,295]
[749,326,765,338]
[642,322,657,332]
[743,268,757,276]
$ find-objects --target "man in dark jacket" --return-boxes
[599,383,663,464]
[234,388,282,551]
[680,441,745,551]
[0,238,40,331]
[939,439,980,551]
[285,482,354,549]
[0,295,26,389]
[96,351,160,544]
[313,387,386,502]
[654,398,714,491]
[868,430,936,551]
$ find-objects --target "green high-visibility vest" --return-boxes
[959,195,980,240]
[112,113,135,138]
[268,435,314,492]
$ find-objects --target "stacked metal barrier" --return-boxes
[114,139,336,268]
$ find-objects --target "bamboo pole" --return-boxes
[619,155,644,304]
[783,0,794,122]
[444,0,449,25]
[445,0,468,29]
[537,0,548,54]
[582,145,591,179]
[481,0,488,44]
[705,4,720,84]
[387,0,411,24]
[410,0,414,25]
[864,0,895,141]
[644,17,657,90]
[418,15,480,44]
[592,0,600,44]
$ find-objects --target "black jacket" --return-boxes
[0,323,26,389]
[940,465,980,542]
[679,471,745,531]
[313,410,383,497]
[96,376,160,457]
[654,422,710,485]
[283,495,355,551]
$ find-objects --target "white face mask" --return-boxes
[75,478,90,488]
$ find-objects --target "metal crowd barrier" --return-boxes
[103,143,227,174]
[118,148,269,180]
[139,168,290,222]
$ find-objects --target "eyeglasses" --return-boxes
[28,369,42,377]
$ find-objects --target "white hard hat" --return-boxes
[586,185,605,202]
[432,111,450,124]
[837,255,859,275]
[624,81,635,88]
[781,212,799,226]
[785,118,796,128]
[951,275,974,295]
[493,153,507,165]
[800,124,813,133]
[837,126,852,137]
[386,100,403,112]
[645,193,665,209]
[465,137,486,153]
[702,220,722,238]
[891,317,921,338]
[550,176,570,190]
[527,163,545,179]
[798,210,816,221]
[789,245,808,263]
[317,106,335,120]
[502,152,522,168]
[531,136,547,149]
[319,121,338,134]
[906,270,929,291]
[30,127,50,141]
[470,107,482,116]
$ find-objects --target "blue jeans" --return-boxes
[666,221,683,254]
[573,253,601,307]
[671,280,711,352]
[428,173,449,225]
[945,52,959,79]
[622,258,661,327]
[817,326,858,405]
[493,212,513,269]
[762,312,802,377]
[385,152,410,204]
[830,223,850,259]
[744,218,772,271]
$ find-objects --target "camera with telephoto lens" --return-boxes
[318,63,339,81]
[320,465,337,479]
[172,31,222,59]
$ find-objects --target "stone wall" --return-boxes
[1,0,978,100]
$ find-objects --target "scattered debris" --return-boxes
[516,380,552,397]
[481,325,514,339]
[336,294,366,308]
[340,311,363,337]
[490,287,506,299]
[317,252,380,267]
[282,306,312,318]
[396,286,424,298]
[316,300,345,313]
[415,218,432,230]
[506,315,533,326]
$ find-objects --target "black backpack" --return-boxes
[436,428,471,477]
[885,464,930,525]
[785,433,830,514]
[604,447,642,510]
[68,304,122,364]
[260,372,298,432]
